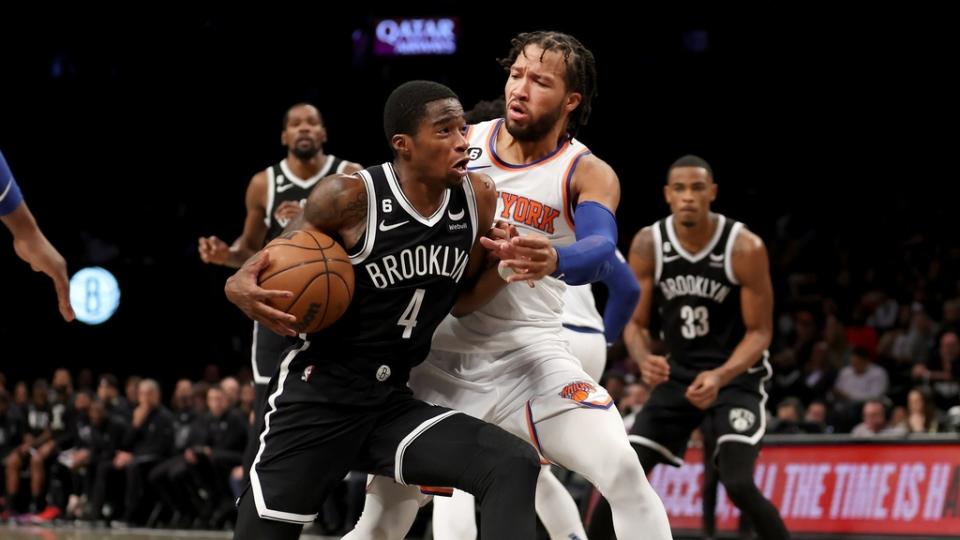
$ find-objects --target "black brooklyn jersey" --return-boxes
[264,156,348,242]
[291,162,479,404]
[654,214,746,372]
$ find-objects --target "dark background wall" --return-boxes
[1,6,954,387]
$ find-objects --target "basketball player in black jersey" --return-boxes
[222,81,539,540]
[589,155,789,540]
[198,103,363,475]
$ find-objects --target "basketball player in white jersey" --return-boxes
[197,103,362,475]
[463,99,641,383]
[562,250,638,381]
[345,32,671,540]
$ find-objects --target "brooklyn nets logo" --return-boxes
[729,408,756,432]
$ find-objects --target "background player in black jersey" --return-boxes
[198,103,362,269]
[197,103,363,477]
[589,155,789,540]
[222,81,540,540]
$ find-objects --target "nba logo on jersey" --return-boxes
[729,408,756,432]
[559,381,613,409]
[301,365,314,382]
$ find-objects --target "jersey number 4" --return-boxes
[398,288,426,339]
[681,305,710,339]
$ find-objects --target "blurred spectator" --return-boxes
[124,376,142,410]
[834,347,889,403]
[13,381,29,413]
[0,388,26,517]
[799,341,837,403]
[823,314,851,369]
[239,382,255,420]
[111,379,174,525]
[98,374,130,420]
[906,386,942,433]
[851,399,907,437]
[170,379,195,453]
[220,377,240,410]
[772,397,805,434]
[805,400,833,433]
[913,331,960,410]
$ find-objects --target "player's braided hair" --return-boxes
[498,31,598,138]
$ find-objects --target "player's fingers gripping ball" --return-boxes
[258,230,355,333]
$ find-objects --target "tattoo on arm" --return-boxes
[340,189,367,222]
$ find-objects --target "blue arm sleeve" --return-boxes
[600,250,640,344]
[552,201,617,285]
[0,150,25,216]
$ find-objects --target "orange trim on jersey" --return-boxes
[525,401,551,465]
[420,486,455,497]
[561,149,592,229]
[583,396,614,408]
[487,119,572,172]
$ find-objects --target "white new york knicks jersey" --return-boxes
[562,285,603,332]
[432,118,591,352]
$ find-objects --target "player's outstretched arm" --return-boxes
[1,150,74,322]
[199,171,269,268]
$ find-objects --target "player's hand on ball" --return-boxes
[198,235,230,265]
[482,221,518,265]
[225,250,298,336]
[685,369,722,409]
[640,354,671,388]
[497,234,558,284]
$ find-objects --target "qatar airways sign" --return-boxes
[373,18,458,56]
[655,443,960,536]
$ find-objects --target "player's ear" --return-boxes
[391,134,412,158]
[709,182,718,203]
[564,92,582,115]
[281,130,289,147]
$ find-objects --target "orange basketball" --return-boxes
[258,230,354,334]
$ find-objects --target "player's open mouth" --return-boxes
[508,103,528,121]
[453,158,469,173]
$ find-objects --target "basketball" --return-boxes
[258,229,355,334]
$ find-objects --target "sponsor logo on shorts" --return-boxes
[730,407,756,432]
